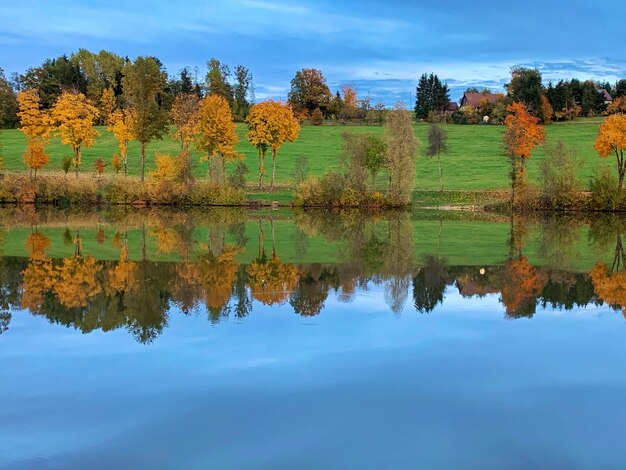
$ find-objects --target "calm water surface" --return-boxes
[1,208,625,469]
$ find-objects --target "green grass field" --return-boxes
[0,118,610,191]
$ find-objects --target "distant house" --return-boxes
[446,101,459,112]
[599,88,613,105]
[460,92,502,108]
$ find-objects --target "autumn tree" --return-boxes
[50,91,99,177]
[193,94,239,184]
[107,108,135,176]
[503,102,546,202]
[111,154,122,174]
[310,107,323,125]
[540,95,554,123]
[171,93,200,183]
[122,56,168,183]
[246,100,300,188]
[23,140,49,178]
[426,124,448,192]
[17,89,51,178]
[150,152,180,180]
[340,84,359,120]
[288,68,332,116]
[95,158,106,177]
[17,90,49,139]
[594,114,626,190]
[98,87,116,124]
[384,103,418,206]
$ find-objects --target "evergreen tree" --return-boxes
[233,65,253,121]
[614,79,626,98]
[414,73,450,120]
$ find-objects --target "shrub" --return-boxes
[111,154,123,174]
[590,167,623,210]
[43,177,99,205]
[539,141,581,208]
[311,107,323,126]
[101,179,147,204]
[62,156,72,175]
[228,161,249,188]
[95,158,106,177]
[292,155,309,185]
[146,180,189,205]
[190,182,246,206]
[293,176,324,206]
[451,110,468,124]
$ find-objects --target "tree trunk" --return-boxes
[437,153,443,192]
[221,154,226,185]
[617,149,625,191]
[258,148,264,189]
[270,150,276,189]
[140,143,146,184]
[74,147,80,178]
[123,143,128,177]
[510,156,516,210]
[208,152,213,183]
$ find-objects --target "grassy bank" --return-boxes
[0,118,610,191]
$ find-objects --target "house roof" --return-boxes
[599,88,613,102]
[461,92,502,108]
[447,101,459,111]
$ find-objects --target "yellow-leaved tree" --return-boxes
[594,114,626,190]
[17,89,51,178]
[193,94,239,184]
[99,87,116,124]
[170,93,200,184]
[51,91,99,177]
[246,100,300,188]
[107,108,136,176]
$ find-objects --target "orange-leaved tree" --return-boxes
[193,94,239,184]
[23,140,49,178]
[17,89,51,178]
[51,91,99,177]
[246,100,300,189]
[503,102,545,201]
[594,114,626,190]
[107,108,136,177]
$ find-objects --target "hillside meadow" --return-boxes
[0,118,609,191]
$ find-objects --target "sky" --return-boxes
[1,0,625,105]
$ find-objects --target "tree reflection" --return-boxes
[3,207,626,344]
[590,215,626,316]
[413,256,447,314]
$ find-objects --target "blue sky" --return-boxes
[1,0,625,105]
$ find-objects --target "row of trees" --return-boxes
[415,67,625,124]
[287,68,385,122]
[0,50,254,128]
[15,54,302,187]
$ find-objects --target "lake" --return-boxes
[1,207,625,469]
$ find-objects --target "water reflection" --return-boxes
[0,207,625,343]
